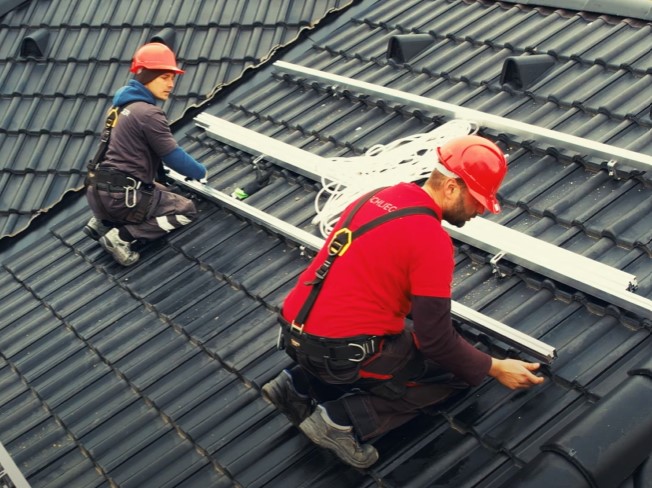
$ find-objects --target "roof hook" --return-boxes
[490,251,508,279]
[607,159,620,179]
[232,154,273,200]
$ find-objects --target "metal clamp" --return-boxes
[252,154,266,167]
[490,251,507,278]
[628,277,639,292]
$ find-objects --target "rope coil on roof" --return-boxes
[312,119,477,237]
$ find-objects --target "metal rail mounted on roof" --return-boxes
[195,113,652,319]
[0,441,31,488]
[274,61,652,174]
[170,169,556,364]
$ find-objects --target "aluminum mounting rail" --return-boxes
[442,219,652,319]
[166,169,322,251]
[194,113,340,183]
[194,113,652,319]
[170,170,557,364]
[0,441,31,488]
[274,60,652,174]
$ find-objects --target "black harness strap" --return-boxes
[86,106,122,175]
[291,187,440,332]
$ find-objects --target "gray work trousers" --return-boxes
[287,328,469,440]
[86,182,197,241]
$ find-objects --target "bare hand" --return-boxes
[488,358,545,389]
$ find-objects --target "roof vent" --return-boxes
[387,34,433,64]
[149,28,177,51]
[20,28,49,58]
[500,54,555,90]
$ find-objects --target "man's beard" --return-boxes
[443,199,473,228]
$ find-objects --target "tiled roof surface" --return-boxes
[1,1,651,487]
[0,0,353,238]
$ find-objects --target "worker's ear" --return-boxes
[443,177,460,199]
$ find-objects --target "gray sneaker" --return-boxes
[299,406,379,469]
[83,217,110,240]
[99,228,140,266]
[262,370,313,425]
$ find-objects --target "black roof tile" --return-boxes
[11,418,90,481]
[0,0,354,238]
[0,389,49,445]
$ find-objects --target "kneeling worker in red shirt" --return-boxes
[262,135,544,468]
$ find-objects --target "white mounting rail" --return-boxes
[274,60,652,173]
[443,219,647,313]
[0,441,31,488]
[171,170,557,364]
[194,112,652,319]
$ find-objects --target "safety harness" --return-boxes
[86,106,123,175]
[86,105,154,223]
[279,187,440,367]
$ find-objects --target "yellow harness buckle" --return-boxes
[328,228,353,256]
[106,107,120,128]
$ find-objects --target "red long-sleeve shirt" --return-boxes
[282,182,491,385]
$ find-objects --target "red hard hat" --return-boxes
[437,135,507,214]
[130,42,184,74]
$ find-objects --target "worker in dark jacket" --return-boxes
[85,42,206,266]
[262,135,544,469]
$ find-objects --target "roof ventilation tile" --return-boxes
[386,34,433,64]
[500,54,555,90]
[20,28,49,59]
[150,27,177,51]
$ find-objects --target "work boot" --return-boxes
[99,228,140,266]
[262,370,313,425]
[83,217,110,240]
[299,406,379,469]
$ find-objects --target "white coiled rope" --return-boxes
[312,119,478,237]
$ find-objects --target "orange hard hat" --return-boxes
[437,135,507,214]
[130,42,184,74]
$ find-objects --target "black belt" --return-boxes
[279,316,380,362]
[88,168,149,192]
